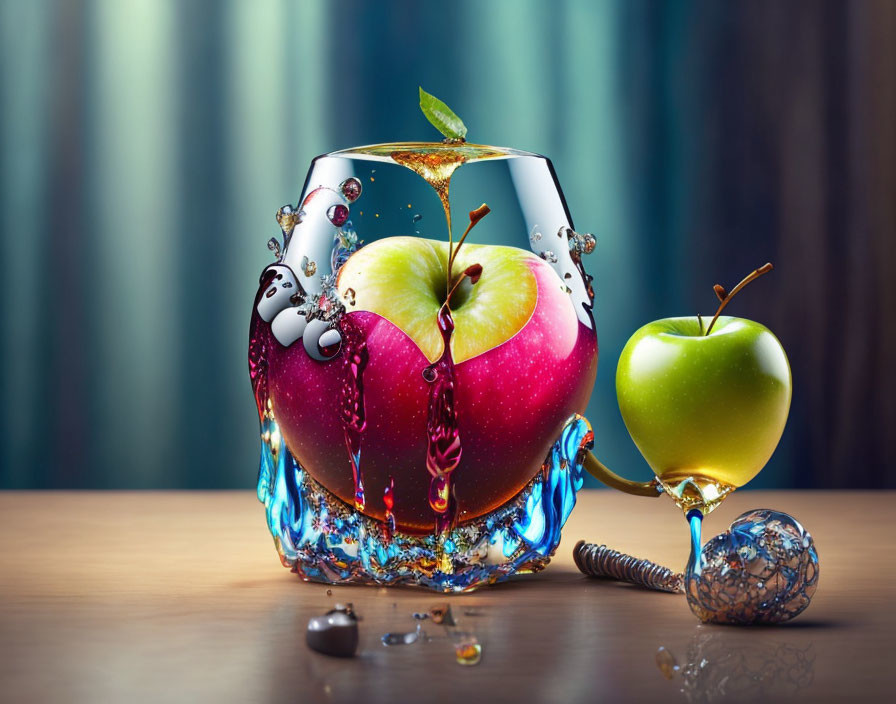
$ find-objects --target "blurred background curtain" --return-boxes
[1,0,894,489]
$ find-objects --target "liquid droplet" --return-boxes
[381,620,425,647]
[429,474,450,513]
[267,237,282,258]
[328,204,350,227]
[656,646,679,679]
[340,177,362,202]
[383,476,396,539]
[566,227,596,255]
[381,631,417,646]
[301,256,317,277]
[455,639,481,666]
[276,204,301,236]
[339,317,368,511]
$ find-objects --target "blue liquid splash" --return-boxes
[257,414,593,592]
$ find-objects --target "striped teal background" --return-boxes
[2,0,894,489]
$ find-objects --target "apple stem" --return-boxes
[704,262,774,335]
[445,263,483,309]
[447,204,490,292]
[583,452,663,497]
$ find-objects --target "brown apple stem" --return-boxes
[447,204,490,287]
[705,262,774,335]
[583,452,663,497]
[445,263,483,309]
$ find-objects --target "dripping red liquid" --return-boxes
[424,303,462,533]
[339,315,369,511]
[248,269,277,421]
[382,475,396,540]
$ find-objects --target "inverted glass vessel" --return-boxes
[249,142,598,591]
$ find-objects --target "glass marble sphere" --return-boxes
[686,509,819,625]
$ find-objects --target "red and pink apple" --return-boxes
[259,236,597,533]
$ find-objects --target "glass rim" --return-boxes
[323,141,545,165]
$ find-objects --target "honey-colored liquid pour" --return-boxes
[390,148,466,243]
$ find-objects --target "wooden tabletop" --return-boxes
[0,490,892,703]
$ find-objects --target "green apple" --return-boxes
[615,316,791,497]
[336,236,539,363]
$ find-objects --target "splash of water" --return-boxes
[256,413,593,592]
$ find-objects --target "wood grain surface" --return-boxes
[1,490,893,703]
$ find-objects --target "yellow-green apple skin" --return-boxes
[615,316,791,489]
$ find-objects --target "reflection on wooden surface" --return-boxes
[0,490,892,702]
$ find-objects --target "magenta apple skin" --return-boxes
[264,258,597,533]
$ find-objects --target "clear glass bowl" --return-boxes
[249,142,598,591]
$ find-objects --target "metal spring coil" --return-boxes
[573,540,684,594]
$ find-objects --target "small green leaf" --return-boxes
[419,87,467,140]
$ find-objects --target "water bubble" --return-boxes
[540,250,558,263]
[327,204,350,227]
[340,177,362,203]
[422,366,437,383]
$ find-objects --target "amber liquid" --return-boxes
[656,471,738,516]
